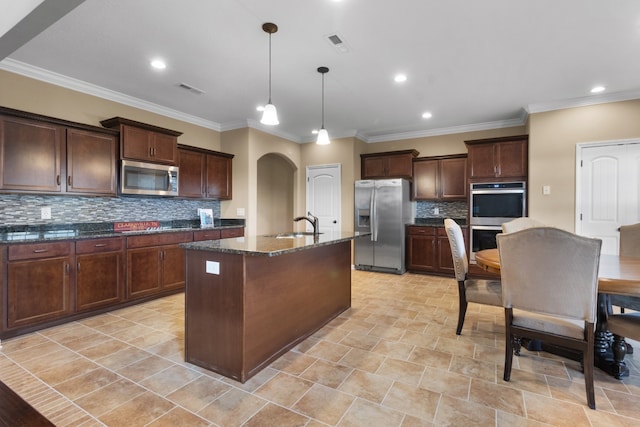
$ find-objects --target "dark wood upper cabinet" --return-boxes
[361,150,419,179]
[178,148,205,198]
[465,135,528,181]
[67,128,117,195]
[101,117,181,165]
[0,115,64,193]
[178,145,233,200]
[0,108,118,196]
[412,155,467,201]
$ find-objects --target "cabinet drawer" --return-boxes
[220,227,244,239]
[127,231,192,249]
[193,229,222,241]
[76,237,124,254]
[8,241,73,261]
[407,226,435,236]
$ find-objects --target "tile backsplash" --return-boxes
[0,194,221,225]
[416,200,468,219]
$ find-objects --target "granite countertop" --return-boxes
[181,231,368,257]
[411,218,467,226]
[0,219,245,244]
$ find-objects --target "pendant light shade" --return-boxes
[316,128,330,145]
[316,66,330,145]
[260,23,279,125]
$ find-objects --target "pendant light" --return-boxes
[316,66,330,145]
[260,22,279,125]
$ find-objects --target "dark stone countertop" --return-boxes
[410,218,467,226]
[0,219,245,244]
[181,231,369,257]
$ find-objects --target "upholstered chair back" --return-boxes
[501,217,545,234]
[497,227,601,322]
[444,218,468,281]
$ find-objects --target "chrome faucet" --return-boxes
[294,211,319,235]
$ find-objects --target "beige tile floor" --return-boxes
[0,270,639,426]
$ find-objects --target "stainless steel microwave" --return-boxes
[120,159,179,196]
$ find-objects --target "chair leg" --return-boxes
[456,281,467,335]
[584,324,596,410]
[503,308,514,382]
[513,337,522,356]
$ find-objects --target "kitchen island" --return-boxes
[181,231,365,382]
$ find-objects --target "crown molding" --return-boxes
[526,89,640,114]
[0,58,223,131]
[360,113,529,144]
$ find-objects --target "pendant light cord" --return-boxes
[268,33,272,104]
[321,72,325,128]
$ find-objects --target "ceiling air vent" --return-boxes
[326,33,349,53]
[177,82,205,95]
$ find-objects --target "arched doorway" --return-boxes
[256,153,296,235]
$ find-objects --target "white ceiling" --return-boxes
[2,0,640,143]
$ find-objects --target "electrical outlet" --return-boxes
[237,207,245,217]
[433,207,439,215]
[543,185,551,195]
[41,207,52,219]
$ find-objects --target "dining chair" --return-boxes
[501,217,544,233]
[497,227,602,409]
[444,218,502,335]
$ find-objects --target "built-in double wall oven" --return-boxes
[469,181,526,261]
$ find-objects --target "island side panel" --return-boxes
[243,241,352,378]
[184,250,245,381]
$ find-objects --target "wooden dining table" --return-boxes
[475,248,640,379]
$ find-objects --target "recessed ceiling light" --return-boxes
[256,105,265,112]
[150,59,166,70]
[422,112,433,119]
[394,74,407,83]
[312,129,319,134]
[590,86,605,93]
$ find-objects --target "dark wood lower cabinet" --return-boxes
[406,225,467,275]
[6,242,73,330]
[126,231,192,300]
[75,238,124,312]
[0,228,245,339]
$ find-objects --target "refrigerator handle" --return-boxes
[370,186,377,241]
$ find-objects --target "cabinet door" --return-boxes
[467,144,496,179]
[406,227,436,271]
[67,128,117,195]
[127,247,162,299]
[386,154,413,178]
[151,133,178,164]
[496,140,527,178]
[178,149,205,198]
[206,154,232,199]
[7,257,72,329]
[76,251,123,311]
[0,115,64,192]
[362,156,387,179]
[121,125,152,161]
[440,157,467,200]
[412,159,438,200]
[162,245,185,290]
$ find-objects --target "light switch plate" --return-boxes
[41,207,51,219]
[543,185,551,195]
[237,207,245,217]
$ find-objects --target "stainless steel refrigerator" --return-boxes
[354,179,412,274]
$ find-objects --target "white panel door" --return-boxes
[306,164,341,235]
[577,142,640,255]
